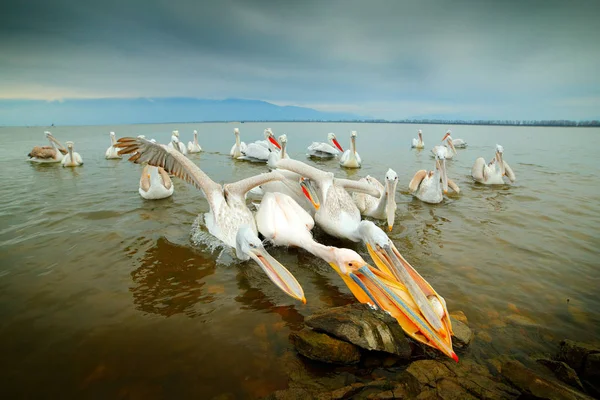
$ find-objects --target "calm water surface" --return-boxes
[1,123,599,398]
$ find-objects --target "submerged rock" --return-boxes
[536,358,584,392]
[290,328,361,365]
[502,360,593,400]
[450,316,474,349]
[305,304,411,358]
[558,339,600,374]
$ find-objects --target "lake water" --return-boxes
[1,122,599,398]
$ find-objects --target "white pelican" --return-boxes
[105,132,122,159]
[471,144,516,185]
[410,147,459,204]
[139,165,174,200]
[352,169,398,231]
[167,130,188,155]
[412,130,425,149]
[187,130,202,153]
[27,131,67,163]
[431,130,457,160]
[61,141,83,167]
[256,191,457,361]
[446,130,467,148]
[230,128,247,158]
[307,132,344,158]
[240,128,281,162]
[116,136,305,303]
[340,131,362,168]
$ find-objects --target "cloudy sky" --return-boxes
[1,0,599,120]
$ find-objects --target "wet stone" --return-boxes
[450,316,474,349]
[305,303,411,358]
[558,339,600,373]
[450,310,468,325]
[289,328,361,365]
[582,352,600,379]
[536,358,585,392]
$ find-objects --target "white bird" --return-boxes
[116,136,305,303]
[412,130,425,149]
[27,131,67,163]
[230,128,247,158]
[139,164,174,200]
[431,130,457,160]
[240,128,281,162]
[307,132,344,158]
[167,130,188,155]
[61,141,83,167]
[187,130,202,153]
[410,147,459,204]
[352,169,398,231]
[471,144,516,185]
[105,132,122,159]
[340,131,362,168]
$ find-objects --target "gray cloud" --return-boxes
[1,0,599,119]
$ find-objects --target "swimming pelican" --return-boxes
[167,130,188,155]
[139,164,174,200]
[230,128,247,158]
[307,132,344,158]
[471,144,516,185]
[412,130,425,149]
[116,136,304,302]
[61,141,83,167]
[340,131,362,168]
[410,147,460,204]
[187,130,202,153]
[105,132,122,159]
[446,130,467,148]
[352,169,398,231]
[240,128,281,161]
[431,131,457,160]
[27,131,67,163]
[257,191,457,361]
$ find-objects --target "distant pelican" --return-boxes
[240,128,281,162]
[230,128,247,158]
[105,132,122,159]
[307,132,344,158]
[167,130,188,155]
[446,130,467,148]
[187,130,202,153]
[471,144,516,185]
[412,129,425,149]
[352,169,398,231]
[61,141,83,167]
[340,131,362,168]
[431,131,458,160]
[116,136,305,303]
[27,131,67,163]
[410,147,459,203]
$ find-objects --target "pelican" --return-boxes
[447,130,467,148]
[410,147,460,204]
[116,136,305,303]
[340,131,362,168]
[240,128,281,162]
[352,169,398,231]
[167,130,188,155]
[256,191,457,361]
[307,132,344,158]
[471,144,516,185]
[187,130,202,153]
[27,131,67,163]
[105,132,122,159]
[61,141,83,167]
[230,128,247,158]
[139,164,174,199]
[412,130,425,149]
[431,131,457,160]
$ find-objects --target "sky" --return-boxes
[1,0,599,121]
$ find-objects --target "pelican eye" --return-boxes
[348,262,353,267]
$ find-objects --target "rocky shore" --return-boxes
[263,304,600,400]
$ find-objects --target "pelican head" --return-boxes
[150,139,157,143]
[235,225,306,303]
[172,130,179,137]
[264,128,281,150]
[234,128,240,135]
[441,131,457,155]
[279,134,287,144]
[351,131,357,138]
[384,168,398,231]
[66,141,74,149]
[327,132,344,152]
[110,131,115,136]
[193,129,198,137]
[299,177,320,210]
[137,135,146,139]
[495,144,506,176]
[418,129,423,140]
[44,131,52,138]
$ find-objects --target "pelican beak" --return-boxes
[497,152,506,176]
[300,177,320,210]
[332,138,344,152]
[448,139,457,155]
[385,180,397,231]
[268,134,282,150]
[248,245,306,304]
[440,159,449,194]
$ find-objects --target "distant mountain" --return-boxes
[0,97,364,126]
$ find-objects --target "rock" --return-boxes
[263,388,316,400]
[582,352,600,379]
[558,340,600,373]
[305,304,411,358]
[450,310,468,324]
[450,317,474,349]
[406,359,520,399]
[501,360,593,400]
[290,328,361,365]
[536,358,584,392]
[505,314,538,327]
[315,383,365,400]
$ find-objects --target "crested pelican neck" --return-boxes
[281,140,287,159]
[68,146,74,160]
[194,131,199,145]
